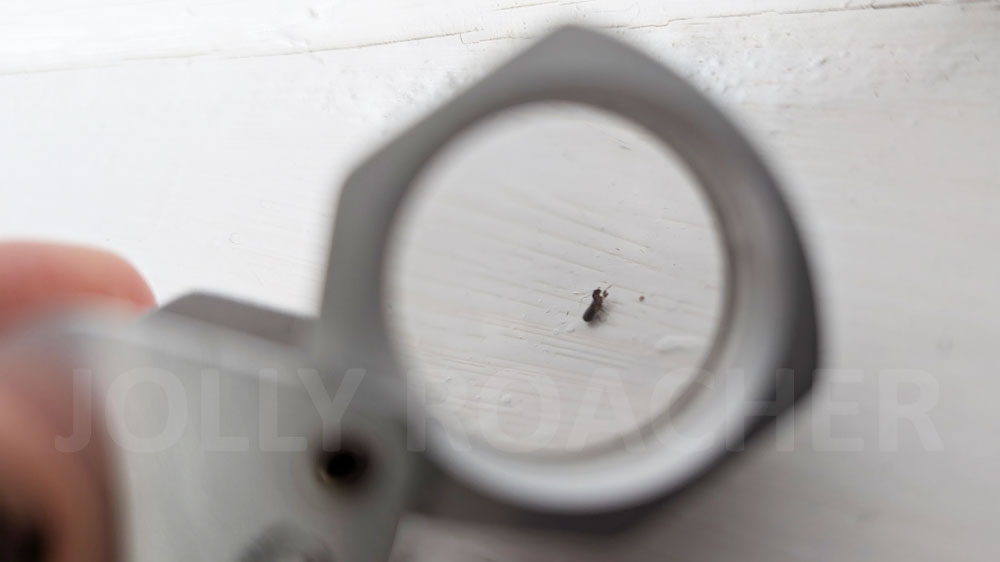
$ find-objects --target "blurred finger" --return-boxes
[0,242,155,334]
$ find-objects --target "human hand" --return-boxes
[0,241,154,562]
[0,241,155,335]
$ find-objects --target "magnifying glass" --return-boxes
[321,25,819,524]
[0,25,818,562]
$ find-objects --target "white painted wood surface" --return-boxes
[2,1,1000,561]
[388,103,724,453]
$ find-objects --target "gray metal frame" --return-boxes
[322,25,819,514]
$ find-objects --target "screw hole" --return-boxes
[319,444,369,486]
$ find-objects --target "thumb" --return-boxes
[0,242,155,334]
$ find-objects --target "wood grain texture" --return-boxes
[1,1,999,560]
[387,103,723,452]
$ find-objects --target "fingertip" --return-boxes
[0,242,156,332]
[83,247,156,309]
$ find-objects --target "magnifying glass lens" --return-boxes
[385,102,726,457]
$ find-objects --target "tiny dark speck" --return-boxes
[639,295,645,302]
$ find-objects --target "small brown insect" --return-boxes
[582,287,609,323]
[639,295,645,302]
